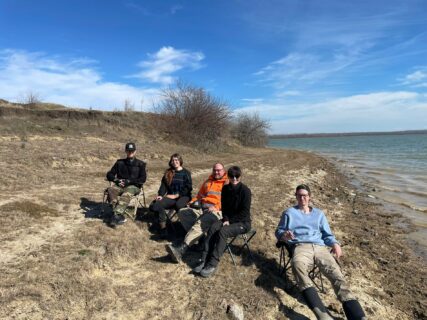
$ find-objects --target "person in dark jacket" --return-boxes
[106,142,146,227]
[195,166,251,278]
[150,153,192,238]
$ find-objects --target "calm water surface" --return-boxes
[269,133,427,256]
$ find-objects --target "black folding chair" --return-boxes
[225,229,257,266]
[276,241,324,293]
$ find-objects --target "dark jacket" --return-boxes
[158,168,192,198]
[106,157,147,188]
[221,182,251,226]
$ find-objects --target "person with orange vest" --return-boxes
[167,162,228,263]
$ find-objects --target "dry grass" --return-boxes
[1,201,59,218]
[0,105,425,319]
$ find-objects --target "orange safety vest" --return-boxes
[191,174,228,211]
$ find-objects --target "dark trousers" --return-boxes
[203,220,249,267]
[150,196,190,223]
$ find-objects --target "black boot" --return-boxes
[158,222,168,239]
[302,287,332,320]
[166,243,188,263]
[343,300,366,320]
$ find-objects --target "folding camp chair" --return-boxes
[276,241,324,292]
[102,184,146,221]
[225,229,257,266]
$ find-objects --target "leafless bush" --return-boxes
[123,99,135,112]
[155,81,231,150]
[232,112,270,147]
[20,91,41,107]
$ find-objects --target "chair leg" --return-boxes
[227,245,237,266]
[225,230,256,267]
[309,266,325,293]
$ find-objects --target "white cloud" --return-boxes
[0,49,159,110]
[400,68,427,88]
[254,52,357,90]
[236,91,427,134]
[133,46,204,84]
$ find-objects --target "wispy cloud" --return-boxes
[252,2,427,96]
[125,2,183,16]
[0,49,159,110]
[132,46,204,85]
[400,68,427,88]
[254,52,358,90]
[236,91,427,134]
[170,5,183,15]
[125,2,151,15]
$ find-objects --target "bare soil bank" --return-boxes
[0,133,425,320]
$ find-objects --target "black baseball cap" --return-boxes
[125,142,136,151]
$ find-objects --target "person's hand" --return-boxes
[331,243,343,259]
[208,206,217,213]
[223,221,230,226]
[155,196,163,201]
[281,230,295,242]
[119,179,126,187]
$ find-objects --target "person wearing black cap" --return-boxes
[106,142,146,227]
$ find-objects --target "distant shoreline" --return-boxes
[270,129,427,139]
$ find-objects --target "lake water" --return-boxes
[269,133,427,257]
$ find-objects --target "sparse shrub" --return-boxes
[123,99,135,112]
[155,81,232,151]
[21,91,41,107]
[232,112,270,147]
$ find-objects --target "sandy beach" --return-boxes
[0,125,425,319]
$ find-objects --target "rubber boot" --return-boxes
[342,300,366,320]
[302,287,333,320]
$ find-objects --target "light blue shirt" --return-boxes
[275,206,338,247]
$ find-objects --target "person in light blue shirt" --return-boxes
[276,184,366,320]
[275,205,339,248]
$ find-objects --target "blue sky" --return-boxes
[1,0,426,134]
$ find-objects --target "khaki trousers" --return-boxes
[292,243,355,302]
[177,208,222,246]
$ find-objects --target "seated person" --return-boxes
[166,162,228,262]
[195,166,251,278]
[106,142,146,227]
[275,184,366,320]
[150,153,192,238]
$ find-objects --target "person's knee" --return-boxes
[218,226,229,239]
[292,258,309,274]
[151,201,163,212]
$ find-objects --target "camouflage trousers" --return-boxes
[106,184,140,216]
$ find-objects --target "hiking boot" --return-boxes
[108,217,117,228]
[115,214,127,225]
[192,260,205,274]
[200,265,217,278]
[166,243,188,263]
